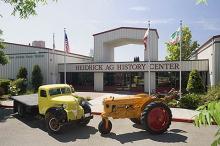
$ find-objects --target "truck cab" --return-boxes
[38,84,84,121]
[38,84,93,133]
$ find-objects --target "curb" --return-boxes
[92,112,102,115]
[172,118,194,123]
[0,105,14,108]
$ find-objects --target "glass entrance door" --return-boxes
[104,72,144,91]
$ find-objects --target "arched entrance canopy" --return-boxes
[93,27,159,62]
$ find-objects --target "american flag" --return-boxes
[143,28,149,50]
[64,30,70,53]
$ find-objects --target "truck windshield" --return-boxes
[49,87,71,96]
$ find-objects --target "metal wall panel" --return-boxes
[215,43,220,84]
[197,43,213,85]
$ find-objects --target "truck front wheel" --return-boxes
[45,112,61,134]
[78,102,92,126]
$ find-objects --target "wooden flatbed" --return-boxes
[11,94,38,107]
[11,94,39,116]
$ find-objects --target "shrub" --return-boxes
[0,87,5,97]
[187,69,205,94]
[167,99,180,108]
[17,67,28,79]
[202,84,220,102]
[9,78,27,95]
[0,79,10,94]
[31,65,43,91]
[179,93,202,109]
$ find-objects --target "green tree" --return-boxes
[31,65,43,91]
[165,26,199,61]
[17,67,28,79]
[2,0,56,19]
[195,101,220,146]
[0,0,56,65]
[187,69,205,93]
[0,30,8,65]
[196,0,207,4]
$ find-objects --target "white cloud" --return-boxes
[129,6,150,12]
[123,18,174,25]
[123,20,145,24]
[195,19,220,31]
[151,18,174,24]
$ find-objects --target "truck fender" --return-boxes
[45,107,67,122]
[80,102,91,114]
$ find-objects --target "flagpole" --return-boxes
[53,33,56,84]
[148,20,151,96]
[64,28,67,84]
[179,20,182,98]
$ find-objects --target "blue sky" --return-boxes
[0,0,219,61]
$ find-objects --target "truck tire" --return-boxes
[78,102,92,126]
[130,118,141,124]
[98,119,112,134]
[17,103,25,117]
[141,102,172,134]
[13,101,18,113]
[45,112,62,134]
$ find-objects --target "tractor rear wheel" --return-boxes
[130,118,141,124]
[98,120,112,134]
[141,102,172,134]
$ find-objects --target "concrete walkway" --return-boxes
[0,100,14,107]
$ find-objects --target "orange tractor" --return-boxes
[98,93,174,135]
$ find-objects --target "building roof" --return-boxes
[192,35,220,56]
[93,27,159,38]
[4,42,92,59]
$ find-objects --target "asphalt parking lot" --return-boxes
[0,108,217,146]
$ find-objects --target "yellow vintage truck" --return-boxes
[11,84,93,133]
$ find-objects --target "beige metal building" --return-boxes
[58,27,209,92]
[1,27,219,93]
[0,42,92,84]
[191,35,220,86]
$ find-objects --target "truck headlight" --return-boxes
[62,104,68,109]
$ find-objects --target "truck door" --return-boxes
[38,89,48,115]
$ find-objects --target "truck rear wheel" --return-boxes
[141,102,172,134]
[45,112,61,134]
[17,103,25,117]
[98,119,112,134]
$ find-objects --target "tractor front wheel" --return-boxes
[141,102,172,134]
[98,119,112,134]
